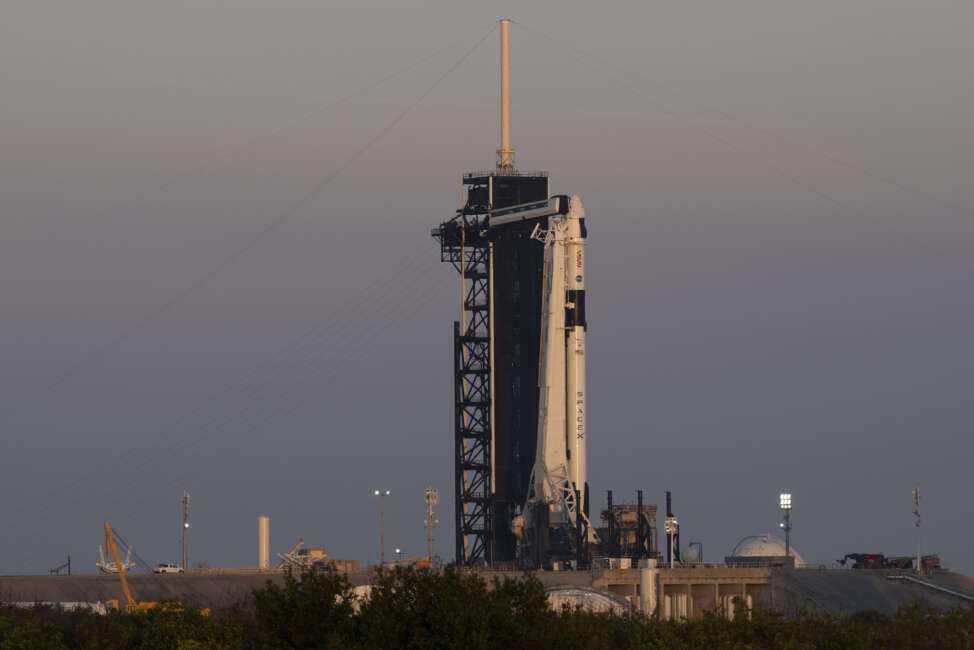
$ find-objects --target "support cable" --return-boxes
[110,528,155,574]
[1,23,496,436]
[6,26,495,567]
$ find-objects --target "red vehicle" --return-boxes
[839,553,941,570]
[840,553,887,569]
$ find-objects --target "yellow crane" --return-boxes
[104,521,137,611]
[103,522,159,612]
[103,521,210,616]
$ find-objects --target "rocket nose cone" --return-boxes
[568,195,585,219]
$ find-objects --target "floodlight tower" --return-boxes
[664,516,679,569]
[779,493,792,565]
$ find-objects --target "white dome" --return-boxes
[731,534,805,566]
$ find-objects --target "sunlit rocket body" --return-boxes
[507,195,593,558]
[564,202,587,501]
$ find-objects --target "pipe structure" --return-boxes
[496,19,515,172]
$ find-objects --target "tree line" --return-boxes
[1,566,971,648]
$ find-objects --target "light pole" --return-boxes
[664,516,678,569]
[374,489,390,566]
[779,493,792,566]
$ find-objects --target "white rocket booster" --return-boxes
[564,202,586,505]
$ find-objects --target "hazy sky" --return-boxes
[2,0,972,576]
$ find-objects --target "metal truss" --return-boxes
[433,193,493,566]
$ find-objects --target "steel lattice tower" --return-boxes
[434,180,492,565]
[432,20,549,566]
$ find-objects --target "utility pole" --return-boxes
[424,487,439,563]
[374,490,390,566]
[181,490,190,571]
[913,488,921,575]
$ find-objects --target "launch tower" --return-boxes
[432,20,591,567]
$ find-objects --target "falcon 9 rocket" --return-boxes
[506,195,595,565]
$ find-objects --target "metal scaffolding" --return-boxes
[434,178,493,565]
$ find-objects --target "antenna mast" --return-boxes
[913,488,921,575]
[496,19,515,173]
[181,490,190,571]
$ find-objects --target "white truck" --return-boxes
[153,563,184,574]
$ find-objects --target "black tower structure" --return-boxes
[433,171,549,565]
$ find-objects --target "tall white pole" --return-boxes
[258,516,270,570]
[497,19,515,172]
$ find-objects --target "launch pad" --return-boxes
[432,20,595,568]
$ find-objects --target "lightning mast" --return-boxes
[497,19,515,173]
